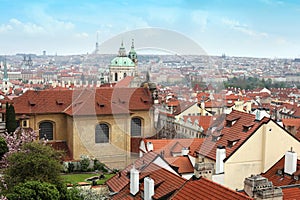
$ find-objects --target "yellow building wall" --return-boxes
[22,113,68,140]
[224,120,300,190]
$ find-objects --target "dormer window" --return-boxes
[28,100,36,106]
[56,99,64,105]
[242,123,255,132]
[226,116,240,127]
[227,139,239,148]
[276,169,283,175]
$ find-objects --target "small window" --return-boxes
[22,120,27,127]
[131,118,142,137]
[95,123,109,143]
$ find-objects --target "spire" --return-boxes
[131,38,135,49]
[118,40,127,57]
[3,58,8,81]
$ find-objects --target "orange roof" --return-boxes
[262,155,300,186]
[143,138,204,158]
[282,118,300,127]
[182,115,214,132]
[115,76,135,88]
[165,156,194,174]
[13,87,152,116]
[197,110,270,161]
[281,187,300,200]
[171,177,253,200]
[106,152,158,193]
[109,162,186,200]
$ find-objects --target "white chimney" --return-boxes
[130,166,139,195]
[181,147,189,156]
[215,146,226,174]
[284,148,297,175]
[144,177,154,200]
[147,142,154,152]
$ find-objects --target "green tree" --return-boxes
[5,181,60,200]
[0,136,8,159]
[5,103,17,134]
[2,142,63,192]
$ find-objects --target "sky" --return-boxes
[0,0,300,58]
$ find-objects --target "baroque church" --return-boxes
[108,39,144,87]
[10,40,157,169]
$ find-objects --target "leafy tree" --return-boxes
[5,181,60,200]
[2,142,63,192]
[0,137,8,159]
[5,104,17,134]
[0,128,38,167]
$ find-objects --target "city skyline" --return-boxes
[0,0,300,58]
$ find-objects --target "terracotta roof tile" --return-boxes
[111,163,186,200]
[13,87,152,116]
[262,155,300,186]
[143,138,204,158]
[197,110,270,161]
[165,156,194,174]
[171,177,253,200]
[281,187,300,200]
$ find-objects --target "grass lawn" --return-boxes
[61,173,115,185]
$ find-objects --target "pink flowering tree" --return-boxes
[0,127,39,168]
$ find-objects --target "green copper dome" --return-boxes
[110,56,135,67]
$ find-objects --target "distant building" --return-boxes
[109,40,138,83]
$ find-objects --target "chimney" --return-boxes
[181,147,189,156]
[215,146,226,174]
[284,148,297,175]
[130,166,139,195]
[144,177,154,200]
[255,109,261,121]
[147,142,154,152]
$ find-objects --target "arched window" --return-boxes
[114,72,118,81]
[124,73,127,78]
[39,121,53,140]
[95,123,109,143]
[131,118,142,137]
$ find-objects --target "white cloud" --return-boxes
[191,10,208,32]
[221,18,268,38]
[0,24,12,33]
[75,32,89,38]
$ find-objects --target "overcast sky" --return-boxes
[0,0,300,58]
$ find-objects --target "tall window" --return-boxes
[95,123,109,143]
[39,121,53,140]
[114,73,118,81]
[131,118,142,137]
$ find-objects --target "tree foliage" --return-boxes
[5,181,60,200]
[0,137,8,160]
[2,142,63,191]
[5,104,17,134]
[224,77,288,90]
[0,128,38,167]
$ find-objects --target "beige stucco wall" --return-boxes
[224,120,300,190]
[21,113,68,140]
[175,103,200,120]
[18,108,155,169]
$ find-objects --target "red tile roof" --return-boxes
[262,155,300,186]
[143,138,204,158]
[171,177,253,200]
[106,152,158,193]
[282,118,300,128]
[182,115,214,132]
[165,156,194,174]
[196,110,270,161]
[281,187,300,200]
[110,163,186,200]
[13,87,152,116]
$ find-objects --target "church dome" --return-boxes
[110,56,135,67]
